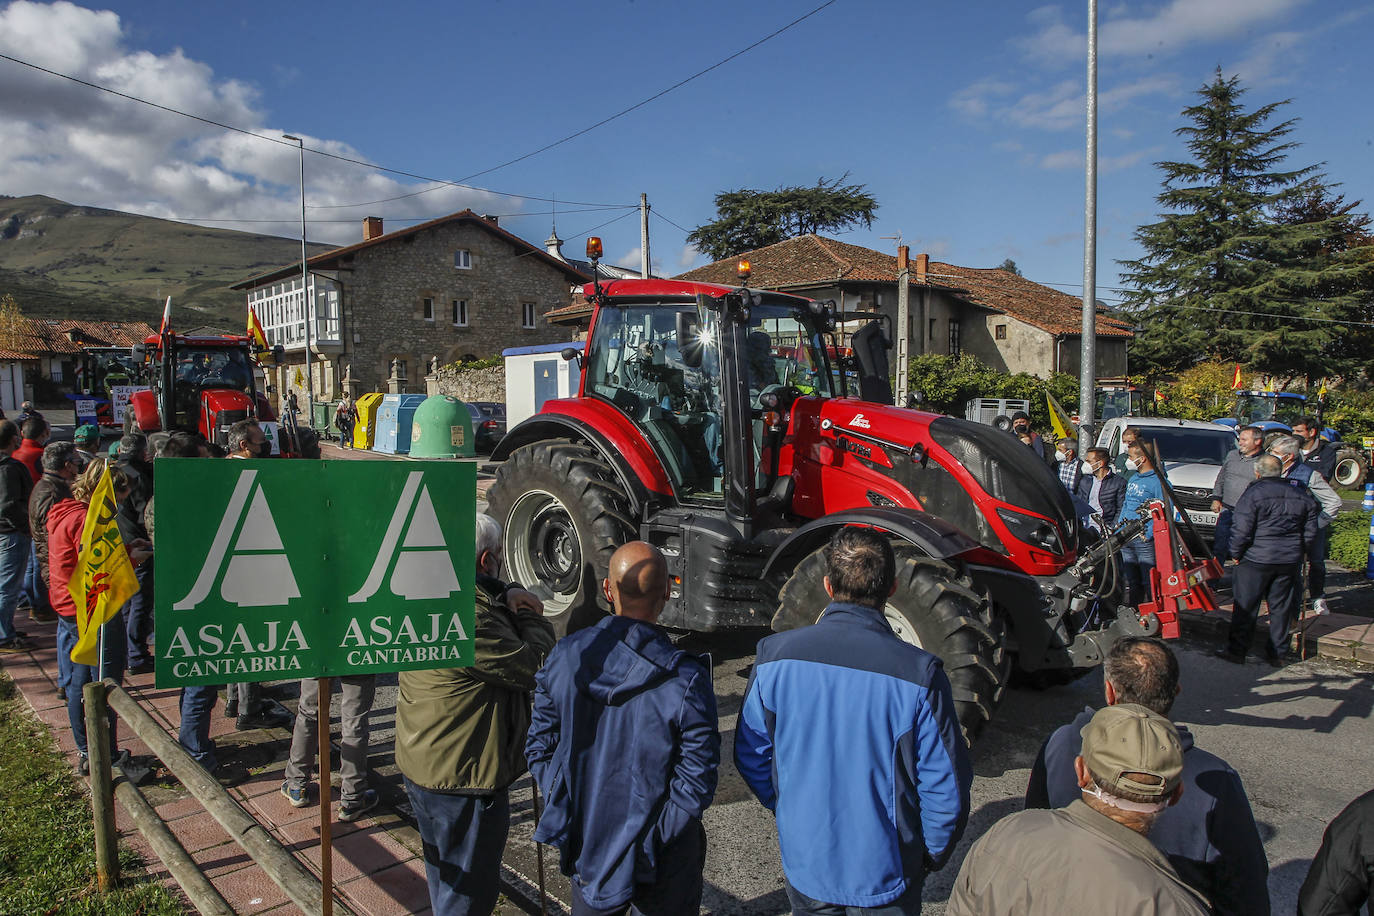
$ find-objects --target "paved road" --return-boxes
[334,630,1371,915]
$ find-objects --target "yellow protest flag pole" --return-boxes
[70,468,140,669]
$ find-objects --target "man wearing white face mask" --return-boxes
[1076,448,1126,534]
[1116,439,1166,609]
[1055,438,1082,492]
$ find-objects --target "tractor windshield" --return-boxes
[586,298,831,499]
[1235,392,1306,427]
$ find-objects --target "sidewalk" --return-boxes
[1,617,435,916]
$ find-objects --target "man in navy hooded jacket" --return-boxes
[736,526,972,915]
[526,541,719,916]
[1025,637,1269,915]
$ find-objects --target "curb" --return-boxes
[1180,607,1374,663]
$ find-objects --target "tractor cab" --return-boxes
[1228,390,1308,430]
[127,334,277,449]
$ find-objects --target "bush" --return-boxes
[1328,510,1372,573]
[1154,361,1235,421]
[906,354,1078,434]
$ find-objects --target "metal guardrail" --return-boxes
[86,680,354,916]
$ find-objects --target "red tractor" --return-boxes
[487,261,1214,737]
[126,332,289,452]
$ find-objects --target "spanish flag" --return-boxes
[69,467,140,667]
[1231,364,1243,390]
[248,306,268,350]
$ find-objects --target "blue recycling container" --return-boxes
[373,393,427,455]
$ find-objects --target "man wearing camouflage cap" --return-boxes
[949,704,1209,915]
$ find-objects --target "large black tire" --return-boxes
[1333,447,1367,488]
[773,544,1007,741]
[485,442,636,636]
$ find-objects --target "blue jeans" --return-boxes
[1212,508,1234,564]
[56,613,77,692]
[0,531,30,642]
[59,614,126,756]
[1120,537,1157,607]
[123,560,155,667]
[23,539,51,617]
[405,779,509,916]
[179,685,220,771]
[785,879,924,916]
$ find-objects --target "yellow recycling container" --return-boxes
[353,392,384,449]
[409,396,476,459]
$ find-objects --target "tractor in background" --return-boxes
[485,242,1221,739]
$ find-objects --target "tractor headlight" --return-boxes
[996,507,1064,553]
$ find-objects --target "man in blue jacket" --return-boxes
[1025,637,1270,915]
[1117,437,1166,609]
[527,541,719,916]
[735,526,972,915]
[1217,453,1320,666]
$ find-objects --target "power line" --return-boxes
[0,50,629,208]
[310,0,839,210]
[651,209,696,235]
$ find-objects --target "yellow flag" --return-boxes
[1045,390,1074,441]
[70,468,140,667]
[1318,381,1328,398]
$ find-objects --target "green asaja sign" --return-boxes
[154,460,476,687]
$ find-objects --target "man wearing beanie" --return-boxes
[949,704,1209,915]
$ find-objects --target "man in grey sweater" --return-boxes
[1210,426,1264,564]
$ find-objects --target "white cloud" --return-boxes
[675,244,700,271]
[1017,0,1307,66]
[1227,30,1305,87]
[0,0,508,244]
[1039,147,1159,173]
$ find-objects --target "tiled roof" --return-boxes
[676,235,1133,338]
[232,210,593,289]
[6,319,158,357]
[0,348,35,361]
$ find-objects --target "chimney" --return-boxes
[482,214,499,225]
[897,245,909,272]
[363,216,384,241]
[915,253,929,284]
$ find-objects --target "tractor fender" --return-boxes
[762,507,982,582]
[491,407,672,513]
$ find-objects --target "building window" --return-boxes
[948,319,961,356]
[452,299,468,326]
[454,249,472,269]
[995,324,1007,340]
[928,318,937,340]
[521,302,536,329]
[423,297,434,321]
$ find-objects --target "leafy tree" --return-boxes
[687,175,878,261]
[1118,70,1374,385]
[996,258,1022,276]
[905,353,1077,432]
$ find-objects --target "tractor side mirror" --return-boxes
[676,311,703,368]
[851,320,893,404]
[560,347,582,368]
[132,344,146,362]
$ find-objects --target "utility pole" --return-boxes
[283,134,314,425]
[640,193,651,279]
[895,246,910,407]
[1078,0,1098,444]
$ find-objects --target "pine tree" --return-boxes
[1118,70,1373,384]
[687,175,878,261]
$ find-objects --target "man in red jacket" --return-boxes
[13,416,48,483]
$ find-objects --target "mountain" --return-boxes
[0,195,331,327]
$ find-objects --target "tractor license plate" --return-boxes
[1187,510,1218,527]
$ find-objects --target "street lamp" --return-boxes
[282,134,314,428]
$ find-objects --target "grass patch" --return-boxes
[0,674,186,916]
[1329,510,1372,574]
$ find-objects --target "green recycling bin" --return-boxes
[313,400,337,437]
[409,396,476,458]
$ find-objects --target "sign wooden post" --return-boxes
[318,676,333,916]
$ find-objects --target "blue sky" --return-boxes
[2,0,1371,305]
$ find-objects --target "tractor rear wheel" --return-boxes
[485,441,636,637]
[1333,447,1367,488]
[773,544,1007,741]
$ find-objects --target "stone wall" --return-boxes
[429,364,506,403]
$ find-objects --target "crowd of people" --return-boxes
[0,405,1368,916]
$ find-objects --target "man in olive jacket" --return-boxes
[398,513,556,916]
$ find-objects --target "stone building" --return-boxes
[231,211,590,401]
[550,234,1133,379]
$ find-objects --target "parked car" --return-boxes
[1095,417,1239,545]
[465,401,507,453]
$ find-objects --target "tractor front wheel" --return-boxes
[485,442,636,636]
[773,544,1007,741]
[1333,447,1367,488]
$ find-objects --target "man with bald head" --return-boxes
[527,541,720,916]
